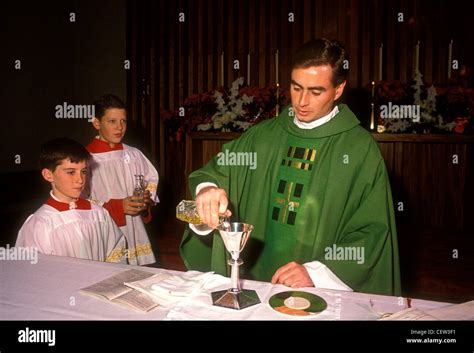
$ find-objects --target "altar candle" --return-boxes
[275,49,279,84]
[275,83,280,116]
[371,80,375,100]
[448,39,453,79]
[370,103,375,130]
[221,51,224,86]
[378,44,383,81]
[415,41,420,74]
[247,52,251,85]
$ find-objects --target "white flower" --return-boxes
[444,122,456,131]
[406,71,447,131]
[423,112,439,123]
[214,91,226,113]
[197,123,211,131]
[212,114,223,129]
[211,77,254,131]
[230,77,244,99]
[221,113,233,125]
[386,119,411,133]
[233,120,253,131]
[241,94,253,104]
[438,121,456,132]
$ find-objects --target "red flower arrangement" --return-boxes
[162,77,289,142]
[371,75,473,134]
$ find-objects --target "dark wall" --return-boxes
[1,0,126,173]
[0,0,126,245]
[153,0,472,112]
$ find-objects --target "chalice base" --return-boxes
[211,289,260,310]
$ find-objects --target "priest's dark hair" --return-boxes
[291,38,348,87]
[93,94,126,120]
[40,137,91,171]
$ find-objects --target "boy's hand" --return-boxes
[142,190,155,208]
[123,196,146,216]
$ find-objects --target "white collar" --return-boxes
[293,105,339,129]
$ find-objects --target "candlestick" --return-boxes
[221,51,224,87]
[275,49,279,84]
[448,39,453,79]
[415,41,420,74]
[247,52,251,85]
[378,44,383,81]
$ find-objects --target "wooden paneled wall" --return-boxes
[127,0,472,200]
[149,0,469,114]
[376,134,474,232]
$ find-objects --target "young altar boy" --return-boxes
[16,138,127,263]
[85,94,159,265]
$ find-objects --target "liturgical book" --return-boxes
[80,269,159,313]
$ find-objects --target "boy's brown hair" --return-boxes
[93,94,126,120]
[39,138,91,171]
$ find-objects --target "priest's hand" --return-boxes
[196,186,232,229]
[271,261,314,288]
[123,196,146,216]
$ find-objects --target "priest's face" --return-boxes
[290,65,346,123]
[92,108,127,146]
[42,159,87,203]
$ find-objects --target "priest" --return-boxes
[180,38,401,296]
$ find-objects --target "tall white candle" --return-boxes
[275,83,280,116]
[275,49,279,84]
[378,44,383,81]
[247,52,251,85]
[448,39,453,79]
[415,41,420,74]
[370,103,375,130]
[221,51,224,86]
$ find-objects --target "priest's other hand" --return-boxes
[123,196,146,216]
[196,186,232,229]
[271,261,314,288]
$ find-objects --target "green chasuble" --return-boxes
[180,104,401,296]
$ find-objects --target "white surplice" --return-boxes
[85,138,159,265]
[16,195,127,263]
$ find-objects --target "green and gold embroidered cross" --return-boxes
[272,180,304,225]
[281,146,316,171]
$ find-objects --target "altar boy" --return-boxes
[85,94,159,265]
[16,138,127,263]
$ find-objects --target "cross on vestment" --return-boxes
[275,181,300,224]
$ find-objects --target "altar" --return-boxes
[1,253,462,321]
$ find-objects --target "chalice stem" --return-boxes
[230,258,241,292]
